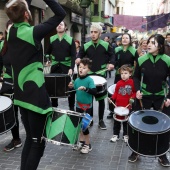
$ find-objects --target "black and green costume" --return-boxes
[7,1,66,115]
[134,53,170,113]
[46,33,76,73]
[114,45,139,83]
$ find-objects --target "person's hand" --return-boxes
[136,90,143,99]
[78,86,86,91]
[68,82,73,88]
[164,98,170,107]
[68,69,73,75]
[75,58,81,65]
[107,64,114,71]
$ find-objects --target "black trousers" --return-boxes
[113,120,127,136]
[20,107,47,170]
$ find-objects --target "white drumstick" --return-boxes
[108,97,117,107]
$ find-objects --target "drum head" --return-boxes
[114,107,129,116]
[0,96,12,112]
[108,84,116,95]
[128,110,170,133]
[89,76,106,85]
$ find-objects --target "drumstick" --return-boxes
[160,81,167,111]
[139,68,145,110]
[108,97,117,107]
[65,89,77,93]
[96,69,108,74]
[125,98,134,108]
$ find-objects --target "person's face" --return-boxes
[0,34,3,40]
[56,21,66,33]
[79,63,89,77]
[122,34,130,46]
[166,35,170,43]
[104,37,109,42]
[147,37,159,55]
[75,42,79,48]
[141,40,147,50]
[90,27,101,42]
[120,70,131,81]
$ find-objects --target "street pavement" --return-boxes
[0,71,169,170]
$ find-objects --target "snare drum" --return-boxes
[0,96,16,135]
[45,108,83,146]
[81,113,92,132]
[113,107,129,122]
[127,110,170,157]
[107,84,116,112]
[89,75,107,94]
[44,74,70,98]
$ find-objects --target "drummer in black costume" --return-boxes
[77,23,115,130]
[128,34,170,167]
[0,20,22,152]
[5,0,66,169]
[45,21,76,111]
[107,33,139,119]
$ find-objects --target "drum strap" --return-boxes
[77,102,91,111]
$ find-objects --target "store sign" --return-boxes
[31,0,46,9]
[71,12,90,26]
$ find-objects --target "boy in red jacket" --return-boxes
[110,65,136,142]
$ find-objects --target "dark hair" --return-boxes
[5,0,27,23]
[0,20,13,56]
[121,33,132,46]
[0,32,3,35]
[166,33,170,38]
[80,58,92,69]
[147,34,165,54]
[118,64,133,74]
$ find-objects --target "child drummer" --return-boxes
[109,65,136,143]
[68,58,96,153]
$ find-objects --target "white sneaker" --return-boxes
[72,142,84,151]
[123,135,128,143]
[110,135,119,142]
[80,144,92,154]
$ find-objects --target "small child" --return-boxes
[110,64,136,143]
[69,58,96,153]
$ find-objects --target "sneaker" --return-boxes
[98,120,107,130]
[158,155,170,167]
[128,152,138,162]
[80,144,92,154]
[72,141,84,151]
[123,135,128,143]
[107,112,113,119]
[4,139,22,152]
[110,135,119,142]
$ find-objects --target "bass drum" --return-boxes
[127,110,170,157]
[107,84,116,112]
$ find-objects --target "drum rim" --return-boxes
[113,114,128,122]
[0,96,12,112]
[128,109,170,133]
[114,107,129,116]
[128,122,170,134]
[108,84,116,95]
[44,73,70,77]
[89,75,107,84]
[52,108,84,117]
[127,142,169,157]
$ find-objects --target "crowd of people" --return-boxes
[0,0,170,169]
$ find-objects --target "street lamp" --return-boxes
[79,0,93,45]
